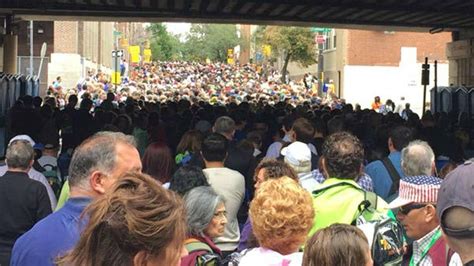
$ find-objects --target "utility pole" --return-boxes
[29,21,34,76]
[421,57,430,115]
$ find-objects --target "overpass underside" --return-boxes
[1,0,474,30]
[1,0,474,86]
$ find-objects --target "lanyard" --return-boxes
[409,229,442,266]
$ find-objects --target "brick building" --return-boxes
[48,21,115,90]
[14,20,116,93]
[321,29,451,114]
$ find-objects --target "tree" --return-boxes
[182,24,241,62]
[148,23,181,61]
[262,26,317,83]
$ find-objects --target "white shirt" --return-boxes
[239,247,303,266]
[253,148,262,158]
[449,253,463,266]
[203,167,245,251]
[265,135,318,159]
[265,134,292,159]
[298,172,320,192]
[0,165,57,210]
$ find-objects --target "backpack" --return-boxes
[41,163,62,199]
[380,157,402,201]
[184,238,221,266]
[312,182,404,266]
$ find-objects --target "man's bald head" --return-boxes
[68,132,137,189]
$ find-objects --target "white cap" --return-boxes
[9,135,35,147]
[281,141,311,166]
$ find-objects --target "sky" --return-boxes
[163,22,191,36]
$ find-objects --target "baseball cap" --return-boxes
[437,160,474,238]
[280,141,311,167]
[388,175,442,209]
[9,135,35,147]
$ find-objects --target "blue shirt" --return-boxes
[365,151,404,200]
[10,197,91,266]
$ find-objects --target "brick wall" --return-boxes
[347,30,451,66]
[54,21,78,53]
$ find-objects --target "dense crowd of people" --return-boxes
[0,62,473,266]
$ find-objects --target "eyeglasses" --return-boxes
[398,204,435,215]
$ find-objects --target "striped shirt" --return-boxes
[312,169,374,192]
[412,226,441,266]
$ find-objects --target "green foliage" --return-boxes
[182,24,241,62]
[148,23,181,61]
[260,26,317,82]
[147,23,241,62]
[263,26,316,66]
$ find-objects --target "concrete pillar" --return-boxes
[3,16,18,74]
[239,25,251,64]
[446,29,474,86]
[3,35,18,74]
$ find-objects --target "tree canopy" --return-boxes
[148,23,181,61]
[182,24,241,62]
[259,26,317,82]
[148,23,240,62]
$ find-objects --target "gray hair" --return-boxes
[68,131,136,188]
[6,140,34,170]
[401,140,435,176]
[184,186,225,237]
[214,116,235,135]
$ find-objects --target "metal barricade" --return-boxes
[0,74,8,116]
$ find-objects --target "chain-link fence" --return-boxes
[17,56,49,95]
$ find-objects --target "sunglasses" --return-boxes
[398,203,435,215]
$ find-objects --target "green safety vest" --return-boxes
[308,178,391,237]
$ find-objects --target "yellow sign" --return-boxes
[227,48,234,64]
[119,38,129,48]
[206,58,211,64]
[143,49,152,63]
[111,71,121,85]
[263,45,272,57]
[129,46,140,63]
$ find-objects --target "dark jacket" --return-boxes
[0,171,52,265]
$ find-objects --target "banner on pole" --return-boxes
[111,71,121,85]
[143,49,152,63]
[129,46,140,63]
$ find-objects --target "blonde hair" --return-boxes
[250,176,314,254]
[58,172,186,266]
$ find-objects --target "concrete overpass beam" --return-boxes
[447,30,474,86]
[2,15,18,74]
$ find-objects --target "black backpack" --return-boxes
[381,157,402,201]
[41,163,62,199]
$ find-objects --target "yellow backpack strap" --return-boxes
[184,238,213,253]
[184,238,200,245]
